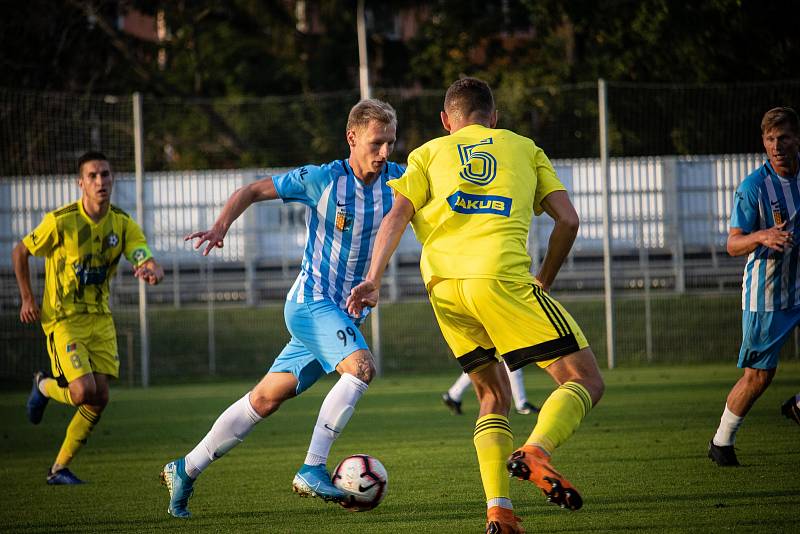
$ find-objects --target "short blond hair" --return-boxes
[346,98,397,133]
[761,107,799,135]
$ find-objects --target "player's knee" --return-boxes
[744,368,774,392]
[249,391,284,417]
[68,381,95,405]
[589,376,605,406]
[475,381,512,413]
[93,388,110,409]
[356,358,376,384]
[338,351,376,384]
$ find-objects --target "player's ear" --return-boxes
[440,111,451,132]
[346,129,357,147]
[489,109,498,128]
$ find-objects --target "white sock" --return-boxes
[184,392,262,478]
[505,363,527,409]
[304,373,368,466]
[447,372,473,402]
[712,404,744,447]
[487,497,513,510]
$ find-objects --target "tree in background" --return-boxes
[1,0,799,169]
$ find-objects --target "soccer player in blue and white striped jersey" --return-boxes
[160,99,404,517]
[709,107,800,467]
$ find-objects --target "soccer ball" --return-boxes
[331,454,388,511]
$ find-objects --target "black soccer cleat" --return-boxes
[781,396,800,425]
[441,392,463,415]
[708,440,740,467]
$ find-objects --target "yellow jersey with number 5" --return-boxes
[388,124,565,289]
[22,200,153,332]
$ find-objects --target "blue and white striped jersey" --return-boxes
[272,159,405,316]
[731,159,800,311]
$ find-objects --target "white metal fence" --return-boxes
[4,80,799,383]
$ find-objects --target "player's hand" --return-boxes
[347,280,380,316]
[534,276,550,293]
[19,297,40,323]
[185,227,225,256]
[134,260,164,285]
[760,221,793,252]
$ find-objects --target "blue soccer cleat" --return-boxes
[27,370,50,425]
[292,463,346,502]
[47,468,84,485]
[160,458,195,518]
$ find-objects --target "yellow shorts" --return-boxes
[428,278,589,373]
[45,314,119,384]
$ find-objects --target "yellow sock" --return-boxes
[54,406,101,467]
[473,414,514,503]
[527,381,592,455]
[43,379,76,406]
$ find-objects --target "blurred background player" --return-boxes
[160,99,403,518]
[13,151,164,485]
[442,363,539,416]
[708,107,800,466]
[782,392,800,425]
[348,78,604,534]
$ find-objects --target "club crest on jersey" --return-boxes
[106,232,119,247]
[771,201,784,225]
[447,191,512,216]
[131,248,148,263]
[335,208,354,232]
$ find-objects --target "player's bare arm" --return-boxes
[536,190,580,291]
[346,193,415,316]
[727,224,792,256]
[11,241,40,323]
[186,176,279,256]
[134,258,165,285]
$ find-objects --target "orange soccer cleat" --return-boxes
[506,444,583,511]
[486,506,525,534]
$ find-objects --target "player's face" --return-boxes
[78,160,114,204]
[348,120,396,178]
[763,124,800,177]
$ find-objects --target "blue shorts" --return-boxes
[739,307,800,369]
[269,299,369,394]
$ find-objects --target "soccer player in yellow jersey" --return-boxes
[348,78,605,534]
[12,151,164,485]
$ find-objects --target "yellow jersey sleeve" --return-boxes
[123,217,153,267]
[22,213,58,257]
[387,147,430,211]
[532,148,565,215]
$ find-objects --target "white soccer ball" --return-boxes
[331,454,388,511]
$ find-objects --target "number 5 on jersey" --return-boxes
[457,138,497,186]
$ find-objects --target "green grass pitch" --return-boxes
[1,363,799,533]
